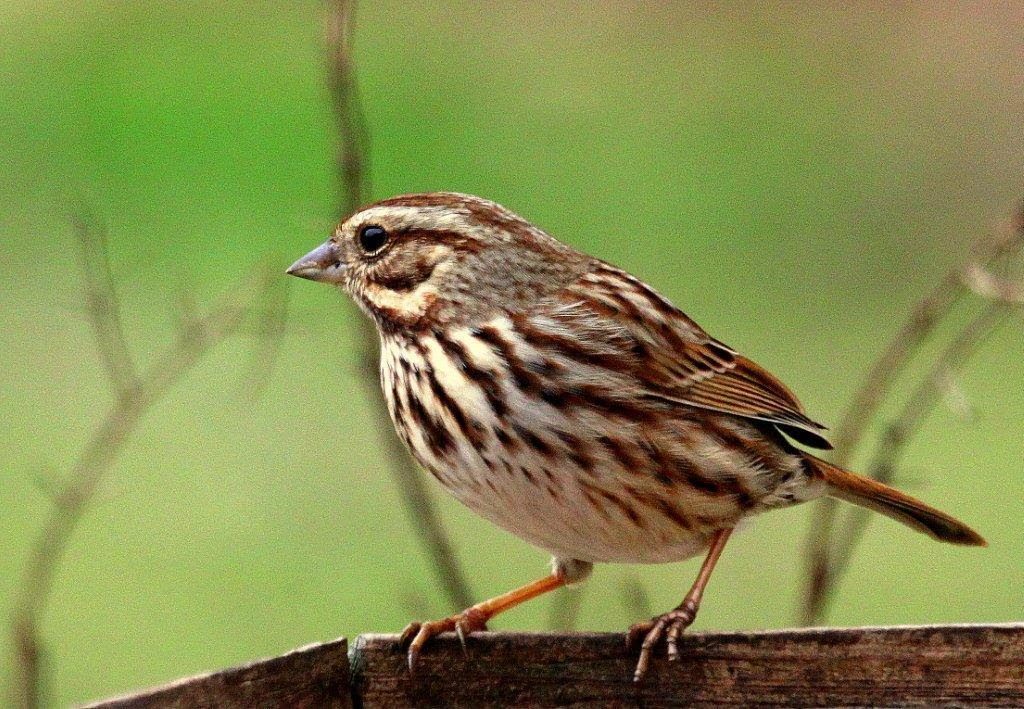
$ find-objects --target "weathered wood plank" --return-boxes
[81,638,350,709]
[82,625,1024,708]
[350,624,1024,708]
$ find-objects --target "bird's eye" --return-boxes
[358,225,389,254]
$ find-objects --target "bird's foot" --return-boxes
[399,607,490,671]
[626,599,698,682]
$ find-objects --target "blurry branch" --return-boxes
[11,216,280,709]
[326,0,368,217]
[620,575,654,625]
[324,0,473,611]
[801,207,1024,625]
[547,586,585,632]
[240,270,290,400]
[74,215,139,398]
[825,212,1024,470]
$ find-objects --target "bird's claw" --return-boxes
[399,608,489,671]
[627,601,698,682]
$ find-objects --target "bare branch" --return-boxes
[323,0,473,611]
[826,211,1023,469]
[326,0,369,216]
[72,214,140,398]
[11,222,279,709]
[813,301,1015,620]
[801,208,1024,625]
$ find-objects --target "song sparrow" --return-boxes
[288,192,984,681]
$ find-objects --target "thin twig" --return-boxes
[72,214,139,398]
[801,209,1024,625]
[324,0,473,611]
[819,302,1016,609]
[240,271,291,400]
[829,214,1023,468]
[326,0,369,218]
[11,222,278,709]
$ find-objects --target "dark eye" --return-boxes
[358,225,389,253]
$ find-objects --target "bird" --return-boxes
[287,191,985,681]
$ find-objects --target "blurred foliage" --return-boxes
[1,2,1022,705]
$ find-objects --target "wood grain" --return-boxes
[84,624,1024,708]
[352,624,1024,708]
[81,638,350,709]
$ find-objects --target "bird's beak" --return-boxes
[286,240,345,284]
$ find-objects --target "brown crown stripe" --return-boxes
[401,229,485,253]
[369,194,533,241]
[423,364,484,450]
[470,324,544,393]
[431,330,509,419]
[372,193,457,209]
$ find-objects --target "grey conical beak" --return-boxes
[286,241,345,284]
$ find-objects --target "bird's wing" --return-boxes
[532,263,831,449]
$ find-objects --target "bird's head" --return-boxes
[287,192,584,331]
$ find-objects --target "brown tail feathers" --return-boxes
[805,454,986,546]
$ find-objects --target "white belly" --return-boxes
[380,327,741,565]
[378,325,811,564]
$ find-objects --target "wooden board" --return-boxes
[85,624,1024,707]
[81,638,350,709]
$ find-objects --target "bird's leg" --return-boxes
[400,565,579,670]
[628,528,733,682]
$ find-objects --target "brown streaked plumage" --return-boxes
[287,191,985,681]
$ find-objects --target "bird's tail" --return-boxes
[804,454,986,546]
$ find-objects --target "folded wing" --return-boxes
[545,263,831,449]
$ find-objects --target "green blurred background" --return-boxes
[2,2,1022,705]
